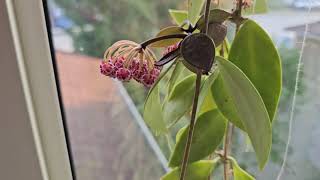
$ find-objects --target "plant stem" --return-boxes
[140,34,187,49]
[179,70,202,180]
[179,1,212,179]
[204,0,211,34]
[223,123,230,180]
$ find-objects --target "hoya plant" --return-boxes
[100,0,282,179]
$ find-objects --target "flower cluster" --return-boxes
[100,40,160,87]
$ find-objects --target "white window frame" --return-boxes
[1,0,74,180]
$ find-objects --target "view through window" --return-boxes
[47,0,320,179]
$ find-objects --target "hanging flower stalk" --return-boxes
[101,34,187,87]
[101,40,161,86]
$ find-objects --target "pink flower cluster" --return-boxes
[100,57,161,87]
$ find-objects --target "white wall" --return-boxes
[0,1,43,180]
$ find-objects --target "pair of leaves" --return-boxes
[212,19,281,169]
[161,160,218,180]
[169,110,226,167]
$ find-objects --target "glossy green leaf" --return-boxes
[213,57,272,169]
[165,61,193,105]
[229,20,282,122]
[161,160,218,180]
[196,9,231,30]
[199,91,217,115]
[169,110,226,167]
[244,0,268,14]
[169,9,188,26]
[168,61,187,94]
[163,75,196,127]
[230,157,255,180]
[151,26,185,47]
[175,125,187,143]
[144,63,174,135]
[212,75,245,130]
[197,71,219,115]
[188,0,205,25]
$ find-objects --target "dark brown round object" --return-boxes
[208,23,227,47]
[180,33,215,73]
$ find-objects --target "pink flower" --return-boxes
[100,61,115,77]
[141,74,156,87]
[116,67,132,82]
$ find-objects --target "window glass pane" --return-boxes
[46,0,176,179]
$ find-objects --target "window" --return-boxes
[2,0,320,179]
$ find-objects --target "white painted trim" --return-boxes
[4,0,73,180]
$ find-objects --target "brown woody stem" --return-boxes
[179,70,202,180]
[179,1,212,180]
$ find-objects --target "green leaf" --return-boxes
[196,9,231,30]
[163,75,196,127]
[188,0,205,25]
[161,160,218,180]
[151,26,185,47]
[230,157,255,180]
[168,61,188,94]
[144,63,174,135]
[176,126,187,143]
[244,0,268,14]
[197,71,219,115]
[211,75,245,130]
[229,20,282,122]
[169,110,226,167]
[169,9,188,26]
[213,57,271,169]
[199,91,217,116]
[164,61,193,106]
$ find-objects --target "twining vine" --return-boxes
[100,0,282,179]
